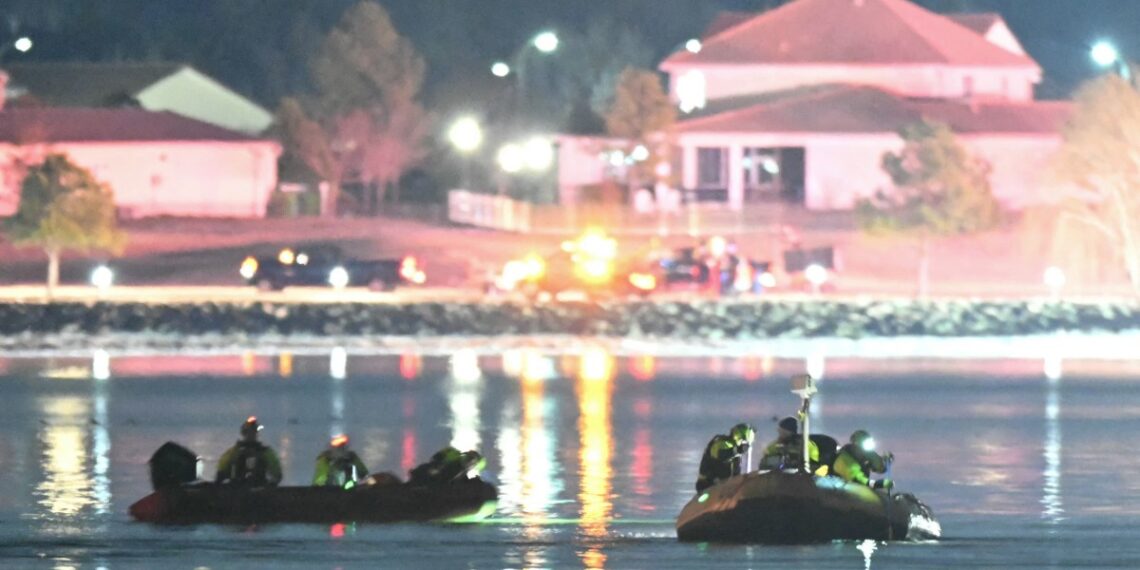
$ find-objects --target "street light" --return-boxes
[1091,39,1132,81]
[448,117,483,153]
[533,31,559,53]
[0,35,33,58]
[497,143,525,175]
[491,61,511,78]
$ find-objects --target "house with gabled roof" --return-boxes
[2,62,273,135]
[0,106,280,219]
[659,0,1070,211]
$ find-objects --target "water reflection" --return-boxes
[1042,369,1064,523]
[447,351,483,452]
[36,393,111,518]
[577,348,615,569]
[496,355,561,523]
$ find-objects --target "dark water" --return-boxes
[2,347,1140,569]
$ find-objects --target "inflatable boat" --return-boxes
[129,441,497,525]
[129,479,498,525]
[676,469,940,544]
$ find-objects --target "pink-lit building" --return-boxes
[658,0,1070,210]
[0,106,280,218]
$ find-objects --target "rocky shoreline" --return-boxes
[0,299,1137,348]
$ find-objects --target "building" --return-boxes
[2,62,273,135]
[0,106,280,218]
[658,0,1071,211]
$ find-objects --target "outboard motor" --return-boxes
[149,441,201,491]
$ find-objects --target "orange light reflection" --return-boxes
[577,349,614,569]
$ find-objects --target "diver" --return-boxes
[215,416,283,487]
[695,423,755,493]
[758,416,820,472]
[409,447,486,485]
[833,429,894,489]
[313,434,369,489]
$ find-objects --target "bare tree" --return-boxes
[1046,75,1140,293]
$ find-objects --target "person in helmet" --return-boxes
[409,446,487,485]
[758,417,820,472]
[833,429,894,489]
[695,423,756,493]
[312,434,369,488]
[215,416,283,487]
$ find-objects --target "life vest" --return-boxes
[325,450,360,486]
[229,442,269,485]
[696,435,739,492]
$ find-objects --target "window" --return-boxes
[696,147,725,188]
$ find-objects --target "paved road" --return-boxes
[0,285,487,304]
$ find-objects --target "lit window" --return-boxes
[677,70,706,113]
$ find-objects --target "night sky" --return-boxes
[3,0,1136,106]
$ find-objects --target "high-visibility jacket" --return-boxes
[215,441,282,486]
[313,448,369,487]
[696,434,742,492]
[833,444,887,485]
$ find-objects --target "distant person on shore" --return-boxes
[313,434,369,488]
[834,430,893,489]
[215,416,283,487]
[759,416,820,472]
[695,423,755,492]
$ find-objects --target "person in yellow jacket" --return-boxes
[833,430,894,489]
[758,417,820,472]
[695,423,755,492]
[215,417,283,487]
[312,434,369,488]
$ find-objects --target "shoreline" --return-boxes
[3,331,1140,360]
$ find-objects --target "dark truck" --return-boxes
[239,245,425,291]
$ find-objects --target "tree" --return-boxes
[604,68,677,202]
[1045,75,1140,293]
[4,154,126,295]
[307,1,431,212]
[857,119,1002,298]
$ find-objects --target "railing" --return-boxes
[447,191,532,232]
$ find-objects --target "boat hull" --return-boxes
[676,471,939,544]
[129,479,497,525]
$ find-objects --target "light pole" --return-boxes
[0,35,32,59]
[491,31,560,125]
[1090,39,1134,83]
[447,116,483,190]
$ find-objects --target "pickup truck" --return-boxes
[239,245,425,291]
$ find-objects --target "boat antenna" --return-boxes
[791,373,816,474]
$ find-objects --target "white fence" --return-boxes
[447,190,532,232]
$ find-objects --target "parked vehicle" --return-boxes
[656,240,773,295]
[239,245,425,291]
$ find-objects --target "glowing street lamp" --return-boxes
[13,36,32,53]
[1091,39,1132,81]
[1044,266,1066,300]
[90,265,114,291]
[448,117,483,153]
[497,143,525,174]
[533,31,559,54]
[522,137,554,171]
[804,263,828,295]
[491,61,511,78]
[685,38,702,54]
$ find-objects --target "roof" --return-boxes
[673,85,1070,135]
[702,12,753,39]
[0,108,264,143]
[663,0,1038,69]
[3,62,185,107]
[946,12,1003,36]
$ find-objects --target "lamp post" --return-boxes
[447,116,483,190]
[0,35,32,59]
[1090,39,1134,83]
[491,31,560,123]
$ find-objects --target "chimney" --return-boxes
[0,70,8,111]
